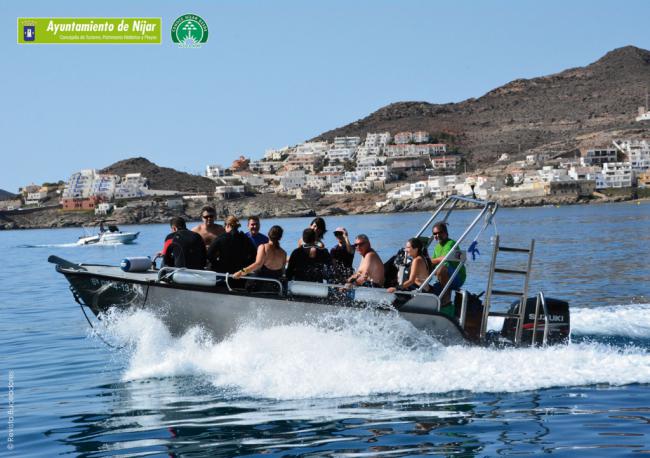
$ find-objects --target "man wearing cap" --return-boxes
[345,234,384,288]
[193,205,225,249]
[330,227,354,283]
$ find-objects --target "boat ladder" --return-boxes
[480,235,535,345]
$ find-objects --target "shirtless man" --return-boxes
[345,234,385,287]
[192,205,224,249]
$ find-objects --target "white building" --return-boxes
[582,148,617,166]
[597,162,632,189]
[25,191,48,206]
[568,165,601,181]
[327,147,356,162]
[365,132,391,147]
[206,164,225,179]
[264,146,291,161]
[115,173,148,199]
[614,139,650,171]
[63,169,97,198]
[296,141,329,156]
[537,166,570,182]
[413,131,430,143]
[334,136,361,149]
[278,170,306,191]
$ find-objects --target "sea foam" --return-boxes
[96,304,650,400]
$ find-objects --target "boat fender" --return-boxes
[171,269,218,287]
[120,256,151,272]
[288,281,329,298]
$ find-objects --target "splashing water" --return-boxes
[94,304,650,400]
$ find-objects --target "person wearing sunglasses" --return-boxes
[345,234,384,288]
[192,205,224,249]
[430,222,466,316]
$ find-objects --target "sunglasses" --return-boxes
[202,214,216,219]
[433,232,443,236]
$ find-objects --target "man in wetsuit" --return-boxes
[206,215,257,274]
[345,234,385,287]
[192,205,225,250]
[161,217,207,270]
[286,228,332,282]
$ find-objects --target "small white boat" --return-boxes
[77,223,139,245]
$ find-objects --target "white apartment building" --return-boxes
[597,162,632,188]
[278,170,306,191]
[25,191,48,206]
[568,165,601,181]
[431,155,460,169]
[115,173,148,199]
[413,131,430,143]
[322,165,344,173]
[365,132,391,147]
[215,185,245,199]
[386,144,446,158]
[296,141,329,156]
[327,147,356,162]
[249,160,284,174]
[264,146,291,161]
[358,165,389,181]
[394,132,413,144]
[537,166,570,182]
[63,169,97,198]
[334,136,361,149]
[614,140,650,171]
[206,164,225,179]
[582,148,617,166]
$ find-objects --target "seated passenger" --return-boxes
[286,228,332,282]
[192,205,225,250]
[297,217,327,248]
[345,234,385,288]
[330,226,355,283]
[430,222,467,316]
[245,215,270,249]
[233,225,287,280]
[207,216,257,274]
[387,238,432,293]
[161,217,207,270]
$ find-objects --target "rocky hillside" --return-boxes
[100,157,216,193]
[314,45,650,165]
[0,189,16,200]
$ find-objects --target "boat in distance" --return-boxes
[77,223,139,245]
[52,195,571,347]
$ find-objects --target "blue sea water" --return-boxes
[1,201,650,457]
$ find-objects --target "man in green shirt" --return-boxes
[430,222,466,317]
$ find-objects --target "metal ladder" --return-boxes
[480,235,535,345]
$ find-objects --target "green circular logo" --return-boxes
[171,14,208,47]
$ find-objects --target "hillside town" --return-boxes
[1,130,649,221]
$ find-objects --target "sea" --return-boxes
[1,201,650,457]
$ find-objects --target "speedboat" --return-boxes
[77,223,139,245]
[52,196,570,347]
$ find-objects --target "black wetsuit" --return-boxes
[330,244,354,282]
[207,230,257,274]
[162,229,207,270]
[286,245,333,282]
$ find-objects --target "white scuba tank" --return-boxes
[171,269,218,287]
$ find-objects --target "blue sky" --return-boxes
[3,0,650,193]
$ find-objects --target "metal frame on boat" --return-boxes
[51,195,570,347]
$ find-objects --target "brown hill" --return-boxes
[100,157,216,193]
[314,45,650,165]
[0,189,16,200]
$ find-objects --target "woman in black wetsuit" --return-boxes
[233,225,287,280]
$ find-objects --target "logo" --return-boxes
[23,22,35,41]
[171,14,208,48]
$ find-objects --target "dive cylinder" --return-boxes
[120,256,151,272]
[171,270,218,287]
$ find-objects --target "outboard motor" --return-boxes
[501,297,570,345]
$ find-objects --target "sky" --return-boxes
[3,0,650,193]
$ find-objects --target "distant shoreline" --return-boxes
[0,192,644,231]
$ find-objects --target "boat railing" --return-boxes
[157,267,284,296]
[532,291,550,346]
[416,196,498,299]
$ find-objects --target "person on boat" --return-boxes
[297,217,327,248]
[387,238,432,293]
[345,234,385,288]
[233,225,287,280]
[206,215,257,274]
[192,205,225,249]
[245,215,269,249]
[330,226,354,283]
[430,222,466,316]
[286,228,333,282]
[161,217,207,270]
[99,221,106,233]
